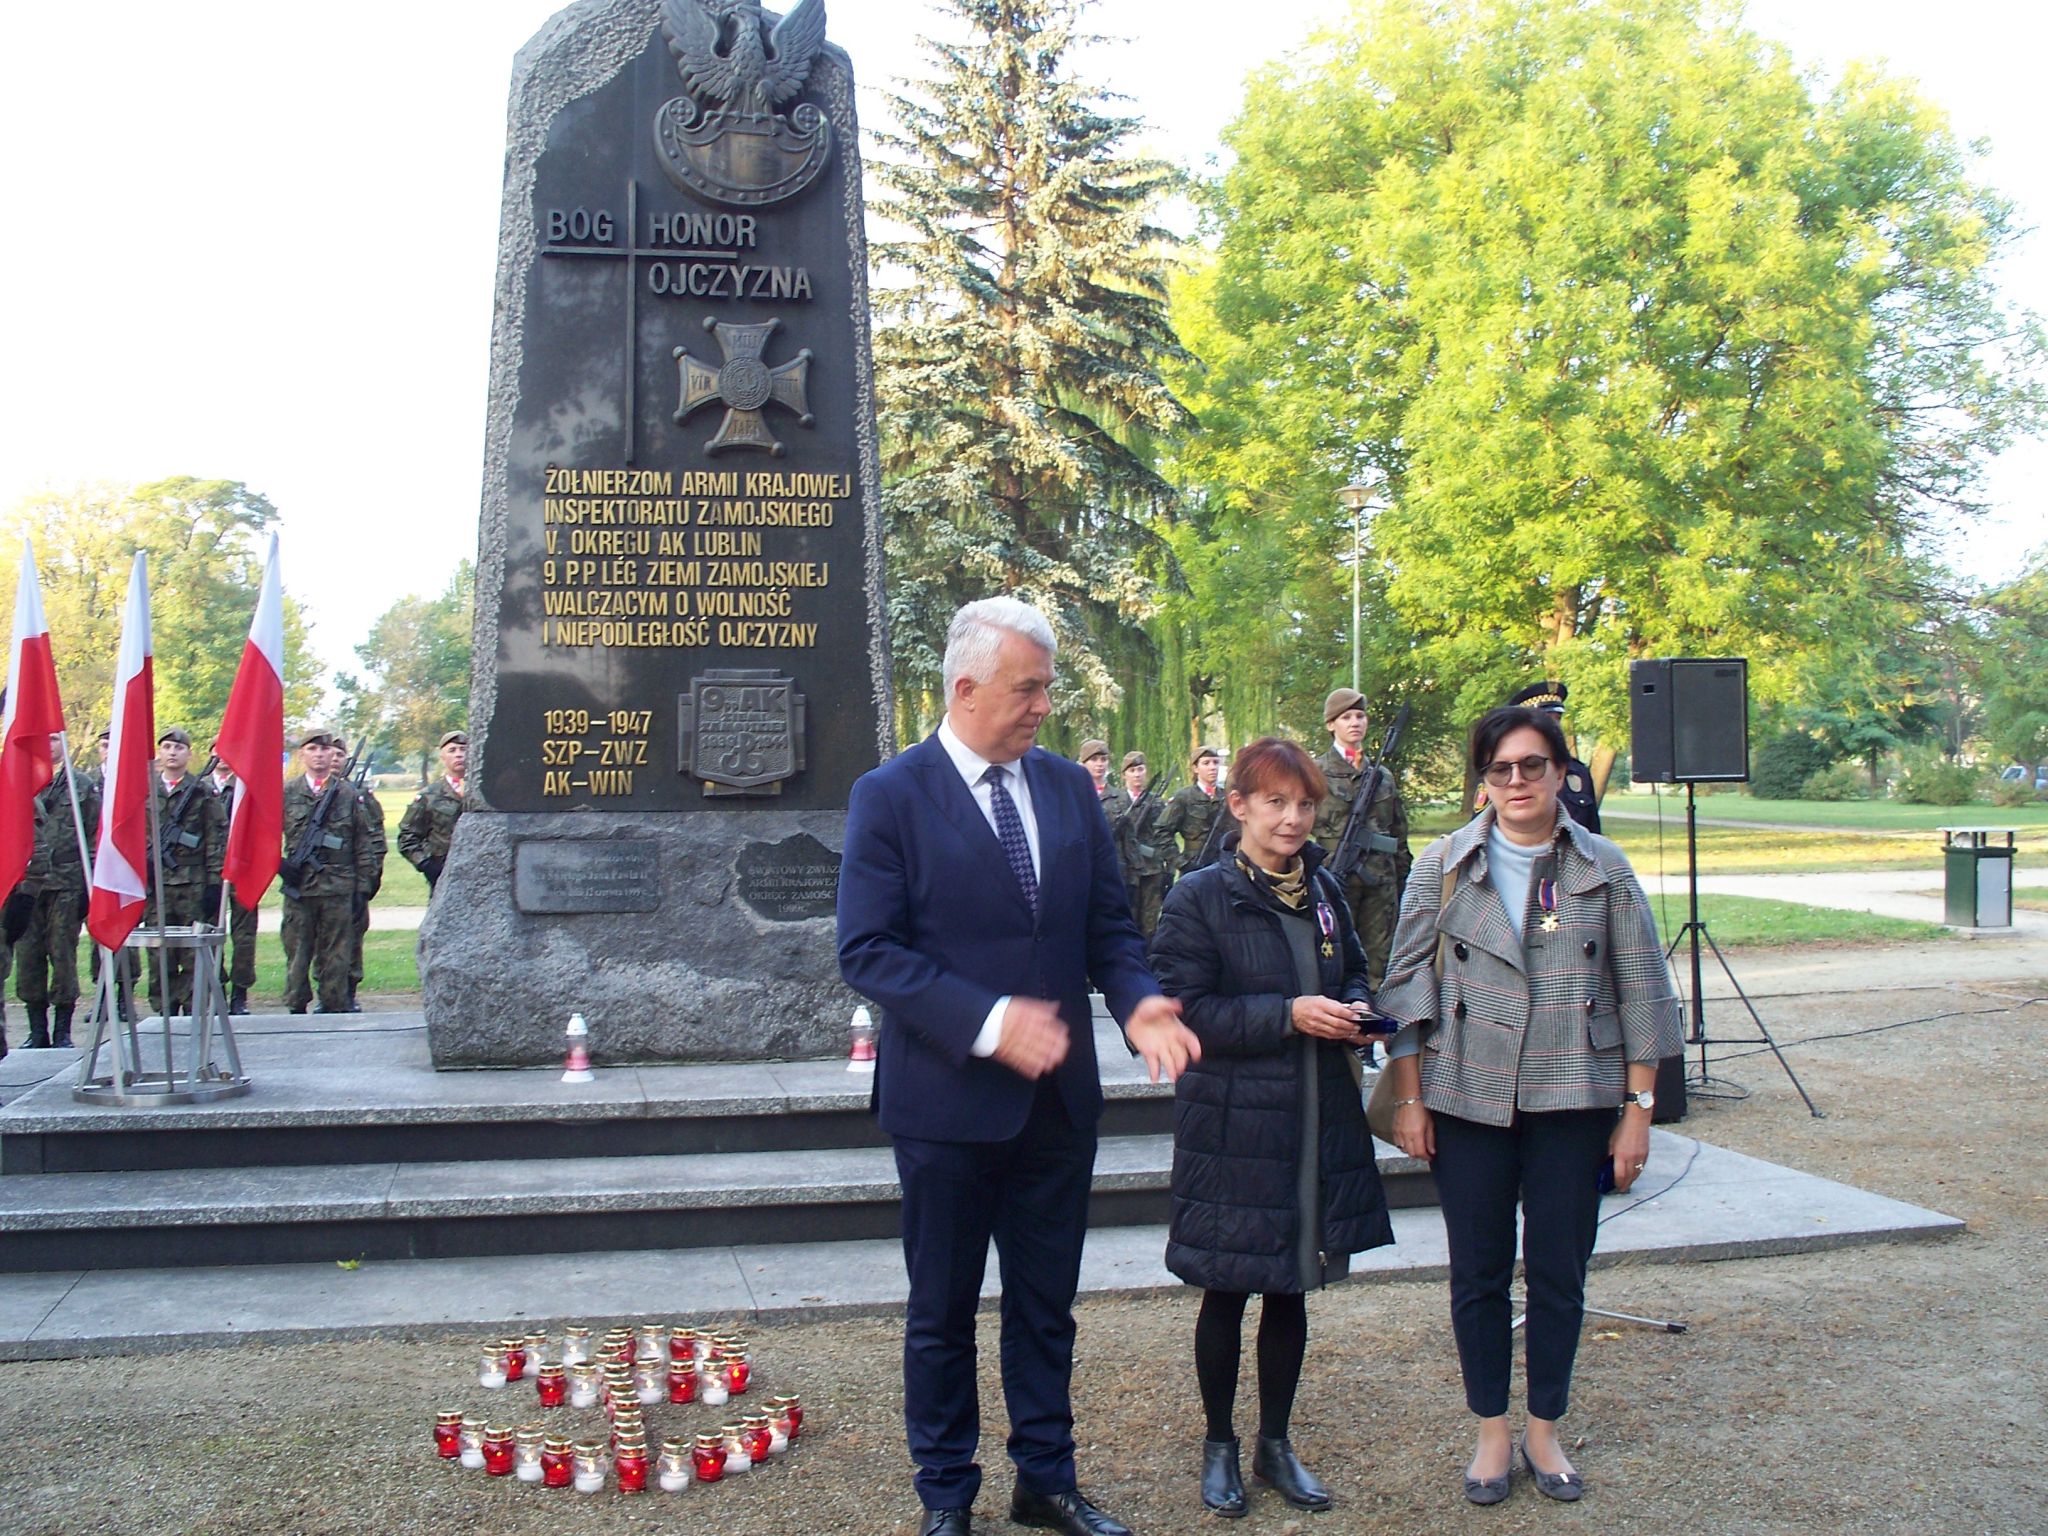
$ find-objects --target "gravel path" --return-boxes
[2,981,2043,1535]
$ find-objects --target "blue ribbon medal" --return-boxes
[1538,877,1560,933]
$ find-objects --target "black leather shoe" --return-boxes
[1251,1436,1330,1510]
[1009,1485,1131,1536]
[228,988,248,1016]
[919,1508,972,1536]
[1201,1438,1246,1517]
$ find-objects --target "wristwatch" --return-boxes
[1622,1090,1655,1112]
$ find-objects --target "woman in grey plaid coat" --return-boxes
[1376,706,1680,1506]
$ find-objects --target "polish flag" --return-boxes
[216,535,285,905]
[0,540,68,897]
[88,554,155,951]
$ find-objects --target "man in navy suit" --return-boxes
[839,597,1199,1536]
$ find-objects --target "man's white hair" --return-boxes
[942,597,1057,698]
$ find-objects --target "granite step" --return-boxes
[0,1132,1436,1273]
[0,1012,1176,1174]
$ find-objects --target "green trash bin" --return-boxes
[1940,828,2015,928]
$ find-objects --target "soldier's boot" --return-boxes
[24,1005,50,1051]
[229,987,248,1016]
[0,1025,7,1060]
[50,1008,73,1050]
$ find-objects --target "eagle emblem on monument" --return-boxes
[654,0,833,208]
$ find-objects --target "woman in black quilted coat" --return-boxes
[1148,736,1395,1517]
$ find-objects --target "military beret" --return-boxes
[1077,739,1109,762]
[298,725,339,749]
[439,729,469,749]
[1508,680,1568,714]
[1121,751,1147,771]
[1192,745,1222,763]
[157,727,191,747]
[1323,687,1366,723]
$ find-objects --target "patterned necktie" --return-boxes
[982,764,1038,913]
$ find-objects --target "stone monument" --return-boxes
[421,0,889,1066]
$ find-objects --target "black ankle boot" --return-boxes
[1252,1436,1330,1510]
[25,1005,50,1050]
[229,987,248,1016]
[50,1007,73,1049]
[1201,1438,1246,1517]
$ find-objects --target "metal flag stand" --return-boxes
[72,744,248,1106]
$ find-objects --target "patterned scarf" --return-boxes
[1235,850,1309,910]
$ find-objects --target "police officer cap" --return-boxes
[298,725,339,749]
[1507,680,1568,715]
[439,729,469,749]
[1192,745,1221,763]
[1077,739,1109,762]
[1323,687,1365,724]
[1121,751,1147,771]
[157,727,191,747]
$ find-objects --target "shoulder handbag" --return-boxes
[1365,856,1458,1143]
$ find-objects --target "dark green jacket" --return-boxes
[1157,782,1232,873]
[281,774,379,899]
[150,773,226,889]
[25,770,99,894]
[1311,747,1413,892]
[397,777,468,871]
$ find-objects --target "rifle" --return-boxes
[1191,787,1236,871]
[1328,704,1410,887]
[279,740,365,900]
[155,755,220,874]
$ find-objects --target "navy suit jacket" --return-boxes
[837,733,1161,1143]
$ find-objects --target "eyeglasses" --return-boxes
[1481,755,1556,785]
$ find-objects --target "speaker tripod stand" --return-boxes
[1665,782,1822,1116]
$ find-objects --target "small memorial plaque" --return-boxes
[735,832,841,921]
[514,839,661,914]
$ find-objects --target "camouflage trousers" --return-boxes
[224,897,257,990]
[1337,871,1402,993]
[1125,872,1168,940]
[282,895,354,1013]
[14,887,86,1011]
[146,884,215,1016]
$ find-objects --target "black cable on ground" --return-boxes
[1710,994,2047,1063]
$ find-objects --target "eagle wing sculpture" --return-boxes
[662,0,826,109]
[662,0,743,103]
[760,0,828,106]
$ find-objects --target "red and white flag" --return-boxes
[0,539,68,896]
[88,553,155,951]
[216,534,285,906]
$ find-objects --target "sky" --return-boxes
[0,0,2042,688]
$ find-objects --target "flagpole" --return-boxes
[144,763,174,1082]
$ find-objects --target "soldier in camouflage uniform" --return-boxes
[1078,738,1127,827]
[1114,750,1172,938]
[1155,744,1235,876]
[14,735,98,1049]
[1311,688,1412,990]
[397,730,469,895]
[206,743,258,1015]
[281,727,380,1014]
[147,728,227,1016]
[348,737,387,1012]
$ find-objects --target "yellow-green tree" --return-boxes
[1172,0,2043,757]
[0,478,321,753]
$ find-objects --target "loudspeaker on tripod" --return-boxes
[1630,658,1749,783]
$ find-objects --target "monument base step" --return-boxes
[0,1131,1963,1359]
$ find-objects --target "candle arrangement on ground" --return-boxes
[432,1322,805,1496]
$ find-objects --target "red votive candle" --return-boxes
[536,1363,567,1408]
[433,1410,463,1459]
[482,1424,516,1477]
[541,1436,574,1488]
[692,1432,726,1482]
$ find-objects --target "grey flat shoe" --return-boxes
[1520,1441,1584,1502]
[1462,1449,1511,1507]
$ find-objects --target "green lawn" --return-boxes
[1604,793,2048,832]
[1411,806,2045,876]
[74,928,420,1003]
[1646,893,1948,948]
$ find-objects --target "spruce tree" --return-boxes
[869,0,1191,737]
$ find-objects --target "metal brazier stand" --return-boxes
[73,925,249,1106]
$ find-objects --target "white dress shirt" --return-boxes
[936,715,1043,1058]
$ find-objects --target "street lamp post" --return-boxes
[1337,481,1375,694]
